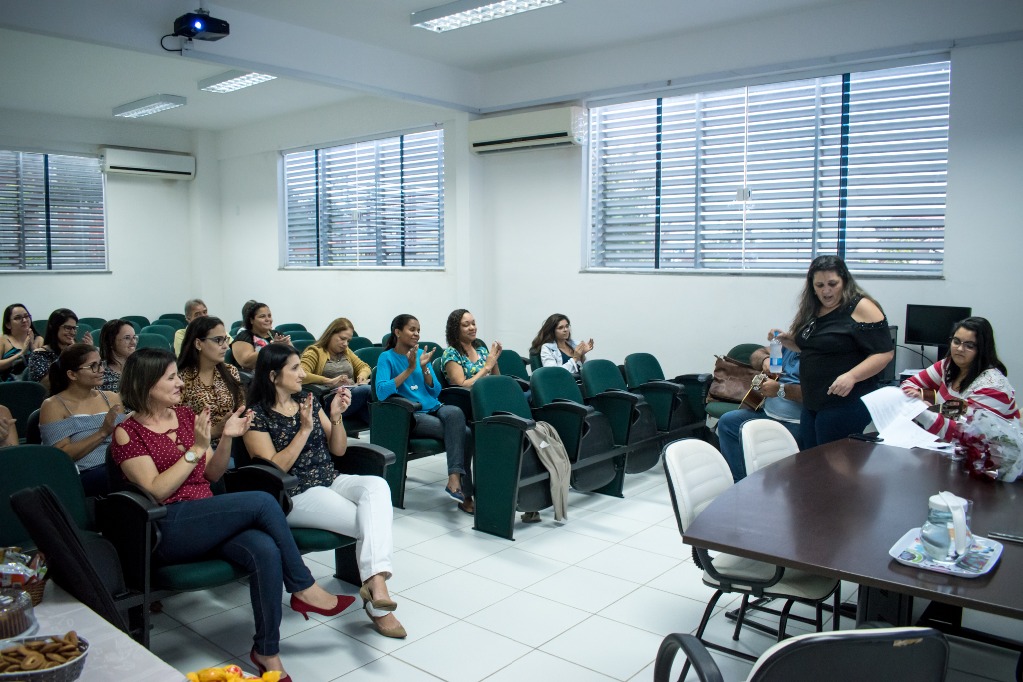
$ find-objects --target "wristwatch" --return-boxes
[776,383,786,400]
[183,449,200,464]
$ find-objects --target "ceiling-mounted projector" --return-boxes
[173,9,230,41]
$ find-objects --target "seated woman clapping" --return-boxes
[178,316,245,449]
[1,304,43,381]
[530,313,593,377]
[243,344,405,639]
[231,301,291,370]
[901,316,1018,441]
[301,318,372,423]
[441,308,502,388]
[39,343,126,496]
[98,319,138,392]
[112,348,353,680]
[28,309,92,387]
[376,314,475,513]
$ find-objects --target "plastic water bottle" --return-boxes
[769,332,783,374]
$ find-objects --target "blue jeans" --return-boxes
[347,384,372,423]
[717,409,801,482]
[413,404,474,497]
[155,492,314,656]
[800,400,871,449]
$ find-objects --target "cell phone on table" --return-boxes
[849,432,883,442]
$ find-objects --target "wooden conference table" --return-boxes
[683,439,1023,624]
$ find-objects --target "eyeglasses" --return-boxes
[949,337,977,352]
[201,336,230,346]
[120,334,139,343]
[61,324,79,333]
[800,318,817,340]
[77,362,102,373]
[11,314,30,323]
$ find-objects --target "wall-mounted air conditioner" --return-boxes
[468,106,587,154]
[101,147,196,180]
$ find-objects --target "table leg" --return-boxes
[857,586,913,626]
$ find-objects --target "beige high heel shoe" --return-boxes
[364,602,407,639]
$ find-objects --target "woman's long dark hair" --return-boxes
[120,348,177,414]
[42,309,78,352]
[178,316,243,409]
[47,343,97,396]
[242,301,268,332]
[445,309,484,353]
[944,317,1007,390]
[529,313,569,356]
[3,303,30,335]
[247,343,300,413]
[99,319,133,364]
[385,314,417,350]
[789,255,881,335]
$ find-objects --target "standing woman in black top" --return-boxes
[774,255,894,448]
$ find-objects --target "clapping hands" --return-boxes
[330,386,352,424]
[221,404,254,438]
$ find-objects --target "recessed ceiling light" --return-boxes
[412,0,564,33]
[199,70,277,93]
[113,95,187,119]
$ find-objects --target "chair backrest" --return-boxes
[10,486,129,634]
[124,320,142,334]
[580,358,628,397]
[356,346,383,369]
[0,381,47,439]
[78,317,107,331]
[742,419,799,475]
[496,348,529,380]
[155,317,186,330]
[121,315,151,329]
[472,375,533,421]
[32,319,48,336]
[292,337,314,352]
[286,330,315,342]
[727,343,763,364]
[529,366,585,407]
[75,322,93,343]
[749,626,948,681]
[140,324,176,343]
[26,408,41,444]
[419,340,442,356]
[432,357,450,388]
[662,439,734,533]
[624,352,665,387]
[0,445,90,547]
[528,353,542,371]
[348,335,373,352]
[380,332,392,347]
[157,313,188,325]
[276,322,308,333]
[136,332,170,350]
[231,320,243,332]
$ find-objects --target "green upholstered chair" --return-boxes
[579,358,661,473]
[621,352,707,441]
[0,381,47,443]
[135,332,170,351]
[32,319,48,337]
[355,346,383,369]
[348,335,374,351]
[121,315,151,329]
[529,353,542,372]
[79,317,107,332]
[276,322,308,333]
[292,337,315,353]
[1,445,92,549]
[75,322,93,343]
[140,324,176,345]
[471,375,553,540]
[157,313,187,325]
[529,367,625,496]
[285,330,315,343]
[495,349,531,390]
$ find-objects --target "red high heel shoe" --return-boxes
[289,592,356,620]
[250,648,292,682]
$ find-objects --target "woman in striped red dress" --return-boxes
[901,316,1017,441]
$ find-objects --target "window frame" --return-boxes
[280,126,446,270]
[585,59,951,278]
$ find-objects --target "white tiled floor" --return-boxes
[150,453,1020,681]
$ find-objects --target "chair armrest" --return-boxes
[544,398,596,418]
[653,634,723,682]
[635,380,685,396]
[382,395,421,413]
[223,462,298,514]
[333,441,395,477]
[512,377,530,392]
[697,547,785,595]
[96,489,167,591]
[586,388,642,407]
[439,386,472,421]
[481,411,536,431]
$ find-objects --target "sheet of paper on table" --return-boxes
[861,386,951,450]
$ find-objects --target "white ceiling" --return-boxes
[1,0,1020,132]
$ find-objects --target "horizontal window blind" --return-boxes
[0,151,107,271]
[284,130,444,268]
[588,61,949,275]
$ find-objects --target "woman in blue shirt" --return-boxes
[376,314,474,514]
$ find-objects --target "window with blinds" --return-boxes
[0,151,107,271]
[588,61,950,275]
[284,129,445,268]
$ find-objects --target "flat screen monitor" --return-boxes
[904,304,972,347]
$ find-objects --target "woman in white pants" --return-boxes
[243,343,405,639]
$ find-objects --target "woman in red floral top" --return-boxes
[111,348,353,681]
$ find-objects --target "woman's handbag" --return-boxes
[740,372,779,411]
[707,356,760,404]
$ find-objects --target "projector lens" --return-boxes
[193,19,204,30]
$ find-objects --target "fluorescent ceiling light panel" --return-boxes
[412,0,563,33]
[113,94,186,118]
[199,70,277,93]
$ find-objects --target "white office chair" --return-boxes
[654,626,949,682]
[662,439,840,680]
[741,420,799,476]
